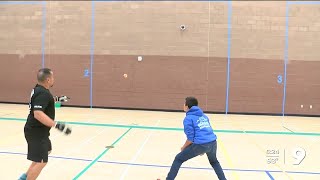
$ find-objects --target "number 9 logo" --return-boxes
[292,147,306,165]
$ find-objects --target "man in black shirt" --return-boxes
[19,68,71,180]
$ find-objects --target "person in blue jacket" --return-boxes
[166,97,227,180]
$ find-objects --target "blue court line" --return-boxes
[225,1,232,114]
[41,2,46,68]
[282,1,289,116]
[266,171,275,180]
[1,151,320,176]
[282,1,320,115]
[2,117,320,136]
[90,1,95,108]
[73,128,132,179]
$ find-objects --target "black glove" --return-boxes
[55,122,72,135]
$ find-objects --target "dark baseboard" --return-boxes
[0,101,28,105]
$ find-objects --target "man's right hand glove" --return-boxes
[55,122,72,135]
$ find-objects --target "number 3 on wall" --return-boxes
[277,75,283,84]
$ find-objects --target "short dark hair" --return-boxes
[37,68,52,82]
[185,97,198,109]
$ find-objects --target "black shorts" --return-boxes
[24,131,52,163]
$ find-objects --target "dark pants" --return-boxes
[25,127,52,163]
[166,140,226,180]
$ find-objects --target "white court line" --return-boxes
[6,111,102,150]
[46,128,104,170]
[1,109,115,178]
[46,119,122,172]
[119,119,161,180]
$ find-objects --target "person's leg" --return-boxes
[25,136,50,180]
[166,144,206,180]
[20,150,46,179]
[26,162,37,175]
[19,131,35,180]
[18,162,34,180]
[206,140,227,180]
[26,161,47,180]
[25,147,50,179]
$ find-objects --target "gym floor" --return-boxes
[0,103,319,180]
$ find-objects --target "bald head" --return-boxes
[37,68,52,83]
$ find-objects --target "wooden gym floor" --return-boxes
[0,103,319,180]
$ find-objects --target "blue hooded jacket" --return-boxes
[183,106,217,144]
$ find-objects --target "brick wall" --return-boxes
[0,4,42,54]
[286,4,320,115]
[0,2,319,115]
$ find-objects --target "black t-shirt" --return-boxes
[25,84,55,136]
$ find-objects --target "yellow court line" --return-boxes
[219,140,241,180]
